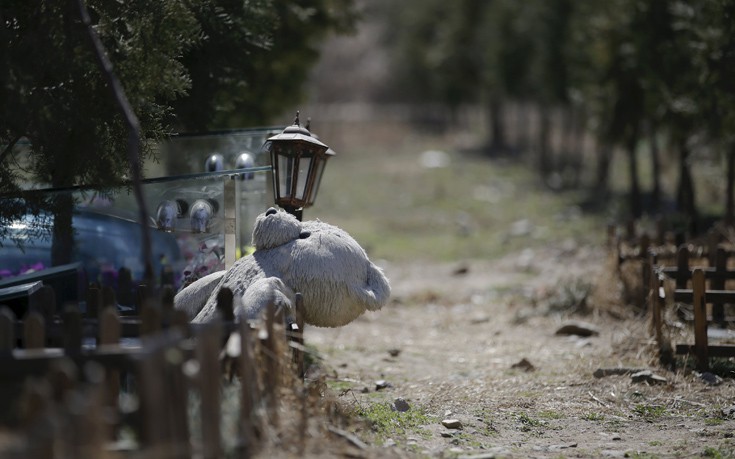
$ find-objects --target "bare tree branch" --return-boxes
[0,135,22,167]
[75,0,154,285]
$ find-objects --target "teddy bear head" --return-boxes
[251,207,302,250]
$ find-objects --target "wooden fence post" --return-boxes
[34,285,56,324]
[99,306,121,423]
[101,285,116,310]
[262,301,282,428]
[606,223,616,250]
[692,269,709,372]
[167,340,191,458]
[141,298,161,337]
[649,258,673,365]
[161,285,175,320]
[625,219,635,241]
[291,293,305,378]
[0,307,15,351]
[197,318,223,459]
[707,230,719,266]
[62,304,83,354]
[86,285,101,319]
[136,328,190,458]
[655,217,665,246]
[137,345,168,455]
[712,247,727,326]
[171,309,191,338]
[23,311,45,349]
[238,319,259,456]
[640,237,651,310]
[676,246,690,290]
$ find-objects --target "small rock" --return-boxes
[699,372,723,386]
[611,433,622,441]
[722,405,735,419]
[555,321,600,337]
[375,380,392,391]
[631,370,667,385]
[470,315,490,324]
[361,387,370,394]
[387,348,401,357]
[458,448,512,459]
[548,443,578,450]
[593,368,645,378]
[393,397,410,412]
[440,432,454,438]
[511,358,536,372]
[442,419,463,429]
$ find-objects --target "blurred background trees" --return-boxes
[367,0,735,233]
[0,0,355,262]
[4,0,735,262]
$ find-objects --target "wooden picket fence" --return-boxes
[0,283,308,458]
[648,246,735,371]
[612,219,735,371]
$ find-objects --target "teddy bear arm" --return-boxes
[349,262,391,311]
[235,276,296,322]
[174,270,226,319]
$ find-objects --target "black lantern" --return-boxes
[261,112,334,220]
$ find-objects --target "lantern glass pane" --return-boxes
[308,158,326,205]
[296,155,312,200]
[277,154,294,199]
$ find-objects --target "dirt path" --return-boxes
[305,245,735,458]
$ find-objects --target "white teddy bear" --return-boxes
[174,207,391,327]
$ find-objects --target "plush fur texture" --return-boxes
[237,277,296,322]
[174,207,391,327]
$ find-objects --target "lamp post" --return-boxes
[260,111,335,220]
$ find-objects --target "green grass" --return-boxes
[625,452,660,459]
[311,137,605,263]
[633,404,666,421]
[538,410,565,420]
[326,379,355,393]
[582,412,605,422]
[356,401,434,441]
[516,411,546,432]
[704,418,724,426]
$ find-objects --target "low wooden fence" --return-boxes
[609,219,735,371]
[0,284,307,458]
[648,246,735,371]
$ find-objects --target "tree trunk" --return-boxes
[594,142,612,198]
[726,146,735,227]
[51,192,74,267]
[627,127,642,219]
[514,101,527,152]
[521,103,533,153]
[569,106,585,188]
[676,139,698,234]
[538,105,551,177]
[489,96,506,152]
[648,122,662,212]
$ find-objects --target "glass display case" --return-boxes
[0,128,280,309]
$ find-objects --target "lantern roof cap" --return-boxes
[267,111,328,149]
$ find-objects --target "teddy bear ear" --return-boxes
[351,262,391,311]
